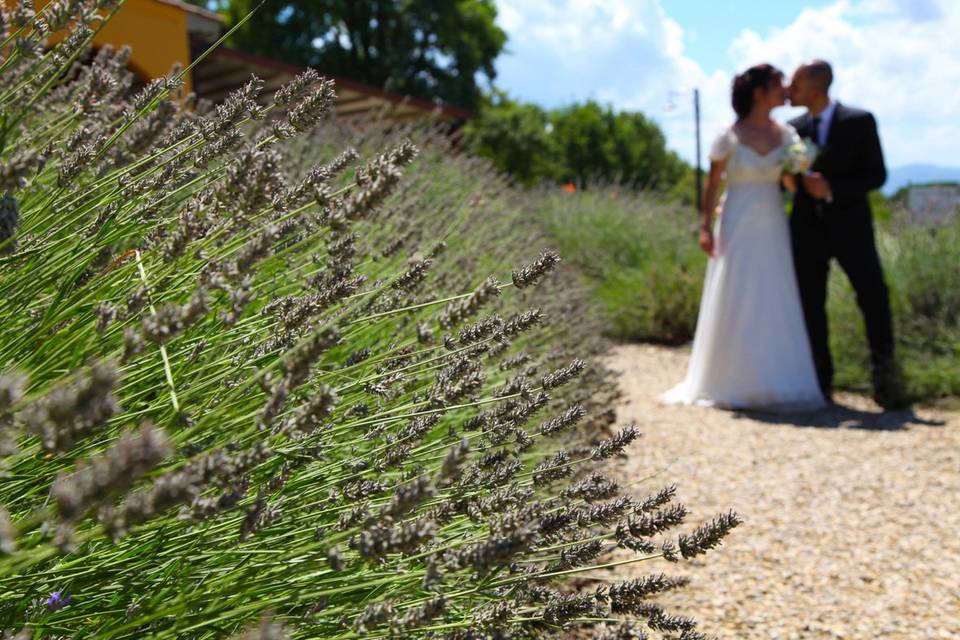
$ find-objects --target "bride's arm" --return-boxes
[699,160,725,256]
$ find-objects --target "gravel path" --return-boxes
[605,343,960,639]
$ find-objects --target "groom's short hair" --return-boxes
[805,59,833,92]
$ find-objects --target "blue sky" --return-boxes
[490,0,959,169]
[663,2,835,70]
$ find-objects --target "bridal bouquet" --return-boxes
[782,137,819,173]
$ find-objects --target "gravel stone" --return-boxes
[603,344,960,639]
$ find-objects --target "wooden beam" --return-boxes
[335,95,377,107]
[192,59,246,82]
[195,67,276,94]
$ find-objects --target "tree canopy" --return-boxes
[464,95,689,191]
[193,1,506,112]
[189,2,688,194]
[461,91,557,184]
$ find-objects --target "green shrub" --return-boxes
[541,189,704,344]
[463,96,689,191]
[0,4,737,638]
[830,217,960,400]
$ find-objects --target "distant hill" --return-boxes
[883,164,960,195]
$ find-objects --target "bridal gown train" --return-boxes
[663,124,826,411]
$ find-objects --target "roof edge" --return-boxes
[201,44,474,121]
[156,0,224,24]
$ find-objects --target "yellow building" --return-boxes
[25,0,471,125]
[27,0,220,94]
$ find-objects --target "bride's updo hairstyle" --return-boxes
[732,63,783,120]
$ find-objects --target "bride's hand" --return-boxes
[781,173,798,193]
[699,228,715,256]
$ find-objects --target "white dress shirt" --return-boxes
[813,99,837,146]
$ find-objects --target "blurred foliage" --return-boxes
[188,2,690,194]
[459,90,557,184]
[539,189,705,344]
[870,190,893,224]
[830,214,960,402]
[464,93,690,191]
[189,0,506,112]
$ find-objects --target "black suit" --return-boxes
[789,104,894,395]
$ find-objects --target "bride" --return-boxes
[663,63,826,411]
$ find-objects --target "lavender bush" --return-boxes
[0,2,738,637]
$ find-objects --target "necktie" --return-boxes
[812,116,822,145]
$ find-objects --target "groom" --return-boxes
[787,60,906,409]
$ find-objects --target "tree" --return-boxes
[465,95,689,191]
[549,101,687,190]
[462,91,557,184]
[194,1,506,112]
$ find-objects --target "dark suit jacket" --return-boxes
[789,104,887,228]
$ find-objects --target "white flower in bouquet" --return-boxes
[782,137,818,174]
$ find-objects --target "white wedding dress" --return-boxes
[663,124,826,411]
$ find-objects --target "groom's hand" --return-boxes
[803,172,833,201]
[782,174,798,193]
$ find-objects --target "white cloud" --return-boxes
[493,0,960,168]
[729,0,960,166]
[493,0,733,166]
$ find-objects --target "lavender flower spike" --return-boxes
[45,590,72,611]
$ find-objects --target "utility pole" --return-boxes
[665,87,704,212]
[694,88,702,213]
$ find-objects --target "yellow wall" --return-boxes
[25,0,195,92]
